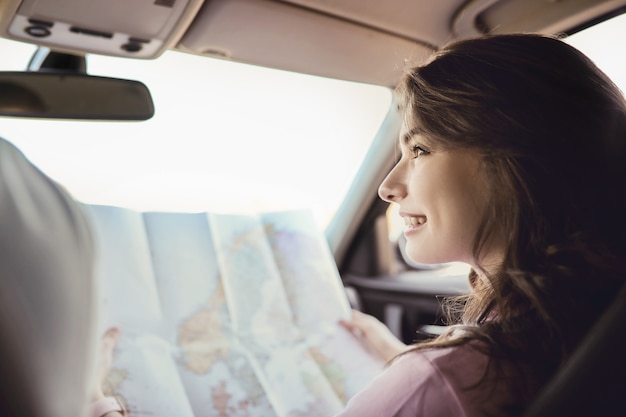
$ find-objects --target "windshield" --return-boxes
[0,37,392,228]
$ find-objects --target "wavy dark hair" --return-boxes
[398,33,626,393]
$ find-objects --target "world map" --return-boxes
[87,205,385,417]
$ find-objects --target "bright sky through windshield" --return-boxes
[0,38,391,228]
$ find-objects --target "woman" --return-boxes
[337,33,626,416]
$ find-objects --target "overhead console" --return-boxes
[0,0,205,58]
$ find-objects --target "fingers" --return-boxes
[338,309,408,362]
[341,309,380,333]
[339,309,367,333]
[92,327,121,402]
[339,310,382,344]
[101,327,121,354]
[100,327,121,374]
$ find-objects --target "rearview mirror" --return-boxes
[0,72,155,120]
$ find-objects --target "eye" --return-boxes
[410,145,430,159]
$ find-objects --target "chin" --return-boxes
[403,245,452,268]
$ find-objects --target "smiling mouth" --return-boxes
[404,215,427,226]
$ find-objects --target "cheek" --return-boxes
[442,206,482,256]
[406,176,486,264]
[400,204,476,266]
[423,206,480,264]
[438,177,489,262]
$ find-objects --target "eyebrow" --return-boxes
[401,127,423,146]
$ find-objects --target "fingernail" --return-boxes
[107,327,121,337]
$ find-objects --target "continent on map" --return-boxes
[211,380,252,417]
[178,280,230,374]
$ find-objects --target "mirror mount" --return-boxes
[27,47,87,74]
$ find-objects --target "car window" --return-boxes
[0,37,392,229]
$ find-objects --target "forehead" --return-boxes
[398,122,432,148]
[399,118,417,138]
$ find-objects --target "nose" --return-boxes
[378,163,406,203]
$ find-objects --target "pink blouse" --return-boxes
[334,343,536,417]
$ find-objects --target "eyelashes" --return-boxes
[410,145,430,159]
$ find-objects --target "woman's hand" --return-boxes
[91,327,121,402]
[339,309,408,363]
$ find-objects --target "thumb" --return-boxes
[101,327,121,354]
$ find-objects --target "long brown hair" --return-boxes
[397,33,626,385]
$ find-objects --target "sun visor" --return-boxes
[0,0,205,58]
[177,0,434,87]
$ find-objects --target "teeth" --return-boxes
[404,216,426,226]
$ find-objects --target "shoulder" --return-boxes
[418,342,491,389]
[419,342,535,417]
[336,342,530,417]
[335,347,470,417]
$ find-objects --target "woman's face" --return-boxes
[378,124,490,267]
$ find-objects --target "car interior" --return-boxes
[1,0,625,416]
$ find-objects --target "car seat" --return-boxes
[522,283,626,416]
